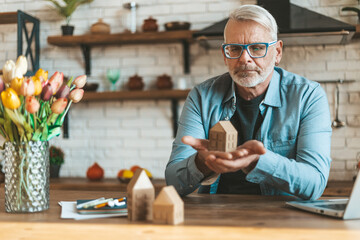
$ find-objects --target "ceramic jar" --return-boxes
[142,17,158,32]
[156,74,173,90]
[90,18,110,34]
[128,74,144,90]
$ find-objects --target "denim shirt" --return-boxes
[165,67,332,200]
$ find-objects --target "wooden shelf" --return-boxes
[47,31,194,75]
[82,89,190,102]
[47,30,194,46]
[0,12,18,24]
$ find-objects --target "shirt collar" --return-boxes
[222,73,237,104]
[262,68,282,108]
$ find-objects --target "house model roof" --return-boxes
[154,185,183,206]
[127,169,153,191]
[211,121,237,133]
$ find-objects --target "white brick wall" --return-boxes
[0,0,360,181]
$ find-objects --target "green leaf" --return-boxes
[40,124,49,141]
[47,126,62,141]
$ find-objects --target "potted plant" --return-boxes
[46,0,94,35]
[49,145,65,178]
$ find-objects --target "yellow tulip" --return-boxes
[35,68,48,82]
[32,77,42,96]
[10,77,24,95]
[1,88,21,110]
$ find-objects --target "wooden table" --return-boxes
[47,178,354,196]
[49,178,166,192]
[0,189,359,240]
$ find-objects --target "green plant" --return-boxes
[49,145,65,165]
[46,0,94,25]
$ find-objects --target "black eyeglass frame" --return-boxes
[222,40,277,59]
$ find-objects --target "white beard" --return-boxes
[229,59,276,88]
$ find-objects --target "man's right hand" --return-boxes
[181,136,233,177]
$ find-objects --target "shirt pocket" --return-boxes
[266,138,297,158]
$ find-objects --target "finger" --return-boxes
[230,148,249,158]
[220,154,259,170]
[182,136,209,151]
[241,140,266,155]
[210,151,233,160]
[206,155,234,173]
[205,157,229,173]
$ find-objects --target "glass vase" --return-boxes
[4,141,50,213]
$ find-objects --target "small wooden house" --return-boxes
[208,121,237,152]
[127,168,155,221]
[153,185,184,225]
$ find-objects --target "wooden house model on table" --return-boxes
[209,121,238,152]
[127,169,155,221]
[153,185,184,225]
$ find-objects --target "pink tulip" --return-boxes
[69,89,84,103]
[0,76,5,93]
[41,79,48,88]
[55,84,70,98]
[20,78,35,96]
[41,83,53,101]
[25,96,40,113]
[48,71,63,94]
[73,75,87,88]
[51,98,68,114]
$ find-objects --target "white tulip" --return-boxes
[14,67,24,79]
[15,55,28,75]
[2,60,16,84]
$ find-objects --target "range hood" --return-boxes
[193,0,356,47]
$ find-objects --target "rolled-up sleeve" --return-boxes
[165,88,207,196]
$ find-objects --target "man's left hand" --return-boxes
[205,140,266,174]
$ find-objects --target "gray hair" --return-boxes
[228,5,278,41]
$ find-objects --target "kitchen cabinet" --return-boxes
[47,30,194,75]
[0,10,40,75]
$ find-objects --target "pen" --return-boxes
[81,198,113,209]
[76,197,105,209]
[94,197,126,209]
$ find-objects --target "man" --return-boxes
[165,5,332,200]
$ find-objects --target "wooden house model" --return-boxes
[208,121,237,152]
[127,168,155,221]
[153,185,184,225]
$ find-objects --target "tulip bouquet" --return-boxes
[0,56,86,144]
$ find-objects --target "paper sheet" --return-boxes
[59,201,127,220]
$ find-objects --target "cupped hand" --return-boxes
[206,140,266,174]
[182,136,233,176]
[182,136,266,175]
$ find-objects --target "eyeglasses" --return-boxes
[222,41,277,59]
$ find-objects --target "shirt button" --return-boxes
[189,184,193,188]
[225,117,229,120]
